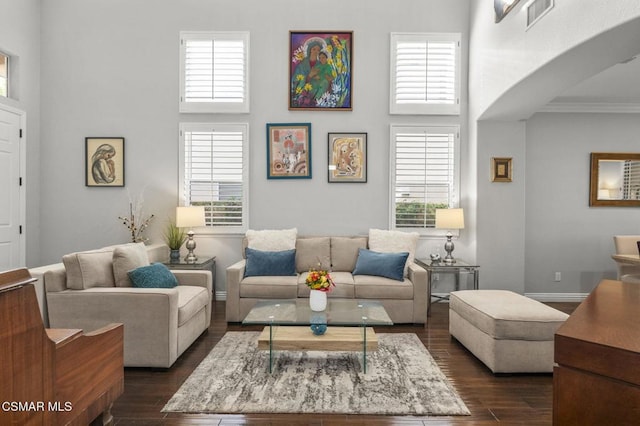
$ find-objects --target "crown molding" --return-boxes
[540,102,640,114]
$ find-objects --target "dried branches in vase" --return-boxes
[119,200,154,244]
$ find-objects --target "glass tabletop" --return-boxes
[415,258,479,269]
[242,299,393,326]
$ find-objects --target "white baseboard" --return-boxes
[525,292,588,302]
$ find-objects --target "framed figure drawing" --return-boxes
[289,31,353,110]
[85,137,125,187]
[328,132,367,183]
[266,123,312,179]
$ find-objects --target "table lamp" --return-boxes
[176,206,205,263]
[435,208,464,264]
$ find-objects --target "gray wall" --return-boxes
[524,112,640,296]
[37,0,470,294]
[9,0,640,300]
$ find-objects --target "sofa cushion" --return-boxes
[246,228,297,252]
[296,237,331,273]
[128,263,178,288]
[353,248,409,281]
[112,243,150,287]
[330,237,368,272]
[368,229,419,276]
[176,286,210,326]
[449,290,569,341]
[63,247,116,290]
[239,276,299,298]
[354,275,414,299]
[244,248,296,278]
[297,271,354,298]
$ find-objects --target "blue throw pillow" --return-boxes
[352,248,409,281]
[128,262,178,288]
[244,248,296,278]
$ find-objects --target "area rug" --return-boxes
[162,331,469,416]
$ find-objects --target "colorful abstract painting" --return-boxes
[289,31,352,110]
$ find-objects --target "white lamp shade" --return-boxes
[176,206,205,228]
[435,208,465,229]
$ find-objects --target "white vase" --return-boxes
[309,289,327,312]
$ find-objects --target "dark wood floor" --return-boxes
[111,300,577,425]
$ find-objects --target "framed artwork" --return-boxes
[266,123,312,179]
[491,157,512,182]
[85,137,125,187]
[289,31,353,111]
[494,0,522,23]
[328,132,367,183]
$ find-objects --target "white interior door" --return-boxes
[0,105,24,270]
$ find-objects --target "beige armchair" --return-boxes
[35,243,212,368]
[612,235,640,282]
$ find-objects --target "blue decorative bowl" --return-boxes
[310,323,327,335]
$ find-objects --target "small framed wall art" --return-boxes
[491,157,512,182]
[289,31,353,111]
[85,137,125,187]
[266,123,312,179]
[328,132,367,183]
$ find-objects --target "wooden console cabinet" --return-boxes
[554,279,640,424]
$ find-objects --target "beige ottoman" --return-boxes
[449,290,569,373]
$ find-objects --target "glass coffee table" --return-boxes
[242,299,393,373]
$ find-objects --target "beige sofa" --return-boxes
[33,243,212,368]
[226,236,428,324]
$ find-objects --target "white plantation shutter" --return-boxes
[180,123,249,233]
[180,32,249,113]
[390,125,459,231]
[623,160,640,199]
[390,33,460,115]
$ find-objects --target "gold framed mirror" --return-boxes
[590,152,640,207]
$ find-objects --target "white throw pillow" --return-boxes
[368,229,419,276]
[246,228,298,251]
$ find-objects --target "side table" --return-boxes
[164,256,216,300]
[414,258,479,316]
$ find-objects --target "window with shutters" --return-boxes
[179,31,249,113]
[390,125,460,234]
[390,33,460,115]
[623,160,640,200]
[179,123,249,233]
[0,52,8,97]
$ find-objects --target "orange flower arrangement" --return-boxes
[305,268,335,292]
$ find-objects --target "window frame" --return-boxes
[389,124,461,236]
[179,31,250,114]
[389,32,461,116]
[179,122,250,234]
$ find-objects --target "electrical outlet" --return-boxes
[554,272,561,282]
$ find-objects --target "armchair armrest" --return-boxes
[47,288,180,367]
[408,262,428,323]
[173,269,212,293]
[225,259,246,322]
